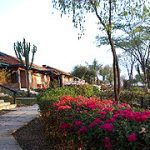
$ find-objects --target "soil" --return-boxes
[13,117,53,150]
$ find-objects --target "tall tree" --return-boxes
[86,59,102,84]
[99,65,113,84]
[71,64,96,84]
[52,0,146,101]
[14,38,37,96]
[113,2,150,88]
[120,53,136,87]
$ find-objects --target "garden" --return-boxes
[36,85,150,150]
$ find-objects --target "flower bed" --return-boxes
[43,95,150,149]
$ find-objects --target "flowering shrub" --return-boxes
[44,95,150,149]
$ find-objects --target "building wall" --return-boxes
[1,68,50,90]
[1,67,73,90]
[1,69,20,89]
[31,72,50,89]
[63,75,74,84]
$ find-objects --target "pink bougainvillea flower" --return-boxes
[74,120,83,127]
[59,123,71,130]
[93,118,101,124]
[135,113,148,122]
[89,122,96,129]
[89,118,100,128]
[78,126,88,135]
[127,133,137,142]
[105,117,116,124]
[57,105,71,111]
[103,137,112,150]
[99,111,107,118]
[100,123,114,132]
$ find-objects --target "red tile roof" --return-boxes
[42,65,72,76]
[0,51,47,71]
[0,51,72,76]
[0,51,20,65]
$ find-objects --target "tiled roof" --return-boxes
[0,51,21,65]
[0,51,47,71]
[42,65,72,76]
[0,51,72,76]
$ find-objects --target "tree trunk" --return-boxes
[108,33,120,101]
[116,56,121,97]
[26,70,30,97]
[147,69,150,89]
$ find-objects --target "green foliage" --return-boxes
[99,65,113,84]
[37,85,150,112]
[14,38,37,70]
[71,59,102,84]
[52,0,149,101]
[37,84,100,111]
[98,89,150,108]
[113,4,150,88]
[14,38,37,96]
[71,65,89,81]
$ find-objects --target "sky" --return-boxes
[0,0,115,74]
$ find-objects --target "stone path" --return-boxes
[0,104,39,150]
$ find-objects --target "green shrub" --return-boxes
[37,84,100,112]
[37,85,150,114]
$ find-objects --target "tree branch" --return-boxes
[90,0,107,30]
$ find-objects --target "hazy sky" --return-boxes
[0,0,114,73]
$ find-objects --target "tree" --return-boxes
[71,65,89,80]
[14,38,37,96]
[113,3,150,88]
[52,0,147,101]
[116,27,150,88]
[86,59,102,84]
[120,53,136,87]
[134,73,145,85]
[71,64,96,84]
[99,65,113,85]
[71,59,102,84]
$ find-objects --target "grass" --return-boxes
[3,96,37,106]
[15,97,37,106]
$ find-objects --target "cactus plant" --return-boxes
[14,38,37,96]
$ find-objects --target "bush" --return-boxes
[37,85,150,114]
[98,90,150,108]
[37,84,100,113]
[43,96,150,149]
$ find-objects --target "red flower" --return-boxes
[74,120,83,127]
[100,123,114,132]
[89,122,96,129]
[93,118,101,124]
[99,111,107,118]
[59,123,71,130]
[103,137,112,150]
[127,133,137,142]
[78,126,88,135]
[57,105,71,111]
[105,117,116,123]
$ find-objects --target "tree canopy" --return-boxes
[52,0,149,100]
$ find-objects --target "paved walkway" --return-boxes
[0,104,39,150]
